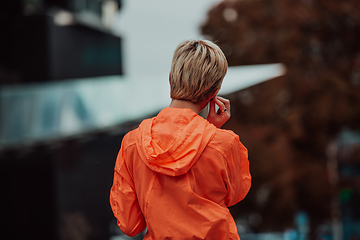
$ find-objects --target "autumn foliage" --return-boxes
[201,0,360,234]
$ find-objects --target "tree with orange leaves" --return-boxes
[201,0,360,237]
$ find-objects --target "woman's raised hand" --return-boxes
[207,96,231,128]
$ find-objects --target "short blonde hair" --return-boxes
[170,40,228,103]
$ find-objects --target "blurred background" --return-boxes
[1,0,360,240]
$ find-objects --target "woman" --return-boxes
[110,40,251,239]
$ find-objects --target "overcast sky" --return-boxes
[112,0,220,80]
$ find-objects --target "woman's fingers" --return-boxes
[207,96,231,128]
[213,97,225,115]
[214,96,230,113]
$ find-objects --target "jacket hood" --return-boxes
[135,107,217,176]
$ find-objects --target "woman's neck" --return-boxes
[169,99,206,114]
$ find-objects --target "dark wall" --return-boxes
[0,129,127,240]
[1,146,57,239]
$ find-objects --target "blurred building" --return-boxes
[336,130,360,239]
[0,0,123,85]
[1,1,124,240]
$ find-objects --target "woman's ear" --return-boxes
[208,89,220,102]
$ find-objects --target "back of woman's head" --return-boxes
[170,40,228,103]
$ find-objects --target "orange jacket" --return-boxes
[110,108,251,239]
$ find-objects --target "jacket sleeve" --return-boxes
[109,143,146,237]
[224,134,251,207]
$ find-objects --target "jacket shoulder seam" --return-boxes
[122,131,138,152]
[207,130,238,158]
[123,141,136,152]
[206,144,227,160]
